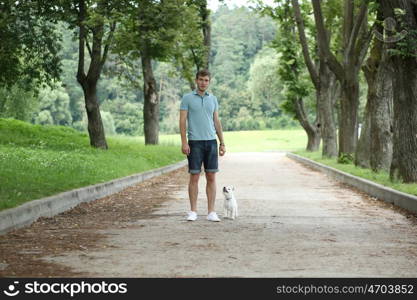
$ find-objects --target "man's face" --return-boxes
[196,75,210,92]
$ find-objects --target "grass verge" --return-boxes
[154,128,307,152]
[0,118,184,210]
[293,150,417,197]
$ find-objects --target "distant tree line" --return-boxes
[0,2,300,147]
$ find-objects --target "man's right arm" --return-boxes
[179,110,190,155]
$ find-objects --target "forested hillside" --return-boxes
[0,5,299,136]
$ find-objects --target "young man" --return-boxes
[179,69,226,222]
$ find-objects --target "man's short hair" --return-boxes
[196,69,211,79]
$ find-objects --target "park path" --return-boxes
[39,152,417,277]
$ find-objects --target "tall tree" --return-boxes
[42,0,119,149]
[312,0,374,157]
[291,0,339,157]
[355,8,393,171]
[268,2,321,151]
[115,0,200,144]
[379,0,417,183]
[75,0,116,149]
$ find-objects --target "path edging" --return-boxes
[287,153,417,214]
[0,160,187,235]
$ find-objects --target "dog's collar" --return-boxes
[224,196,233,200]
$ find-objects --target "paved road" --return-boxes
[43,152,417,277]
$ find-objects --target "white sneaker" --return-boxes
[186,211,198,221]
[207,212,221,222]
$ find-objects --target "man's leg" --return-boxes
[189,173,200,212]
[205,172,216,213]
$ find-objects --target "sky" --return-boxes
[208,0,275,11]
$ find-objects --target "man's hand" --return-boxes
[182,143,190,155]
[219,144,226,156]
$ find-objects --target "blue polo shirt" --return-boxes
[180,90,219,141]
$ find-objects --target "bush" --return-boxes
[338,153,354,164]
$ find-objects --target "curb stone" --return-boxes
[287,153,417,215]
[0,160,187,235]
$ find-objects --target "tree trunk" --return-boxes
[318,63,338,158]
[370,45,393,171]
[141,53,159,145]
[312,0,372,157]
[84,86,108,149]
[355,95,372,168]
[339,78,359,156]
[356,56,393,171]
[76,0,108,149]
[356,12,394,171]
[356,37,379,168]
[291,0,336,157]
[294,98,321,151]
[380,0,417,183]
[306,128,321,151]
[390,56,417,182]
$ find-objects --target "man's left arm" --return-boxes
[213,111,226,156]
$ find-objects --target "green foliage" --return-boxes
[386,7,417,59]
[32,85,73,126]
[100,111,116,136]
[1,5,301,136]
[0,0,62,89]
[101,98,144,136]
[113,0,199,61]
[337,153,354,164]
[208,6,299,131]
[0,84,38,121]
[171,1,207,81]
[211,6,276,86]
[267,2,314,121]
[57,22,85,123]
[247,47,284,118]
[388,29,417,59]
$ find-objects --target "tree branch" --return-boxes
[85,33,93,58]
[190,47,200,70]
[76,0,87,86]
[356,22,375,73]
[291,0,319,88]
[311,0,344,82]
[343,0,354,49]
[346,0,369,64]
[101,21,117,68]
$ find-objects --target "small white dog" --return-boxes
[222,186,238,219]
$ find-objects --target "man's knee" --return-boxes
[189,173,200,184]
[205,172,216,183]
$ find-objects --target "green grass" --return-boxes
[151,128,308,152]
[0,118,185,210]
[293,150,417,196]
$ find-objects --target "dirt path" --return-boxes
[1,152,417,277]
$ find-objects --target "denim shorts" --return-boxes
[187,140,219,174]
